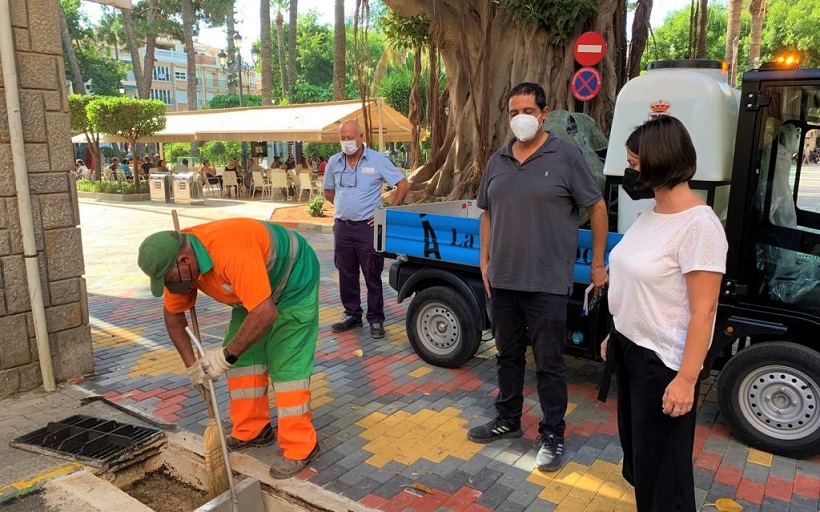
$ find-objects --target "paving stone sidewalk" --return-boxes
[5,197,819,512]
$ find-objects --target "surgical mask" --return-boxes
[509,114,541,142]
[341,140,359,156]
[623,167,655,200]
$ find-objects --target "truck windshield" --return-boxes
[753,84,820,314]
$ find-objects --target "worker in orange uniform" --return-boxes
[137,218,320,478]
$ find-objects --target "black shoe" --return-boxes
[331,315,362,333]
[268,443,321,479]
[535,433,565,472]
[370,323,385,339]
[467,417,523,444]
[225,423,276,451]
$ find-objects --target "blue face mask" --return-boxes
[623,168,655,200]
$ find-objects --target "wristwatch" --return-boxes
[223,347,238,365]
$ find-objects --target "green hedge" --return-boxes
[76,179,149,195]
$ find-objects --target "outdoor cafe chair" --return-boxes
[268,173,291,201]
[222,170,243,198]
[297,172,318,201]
[251,171,273,201]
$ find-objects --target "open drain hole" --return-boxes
[123,466,210,512]
[11,415,164,468]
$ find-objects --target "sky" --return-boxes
[83,0,695,62]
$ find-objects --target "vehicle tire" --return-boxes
[717,341,820,458]
[406,286,482,368]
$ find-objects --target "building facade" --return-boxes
[1,0,94,395]
[119,40,258,111]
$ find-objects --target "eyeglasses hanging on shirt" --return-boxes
[334,157,361,188]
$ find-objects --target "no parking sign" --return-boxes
[571,67,602,102]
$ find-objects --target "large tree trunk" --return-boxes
[748,0,767,70]
[261,0,273,105]
[121,8,146,97]
[58,8,87,94]
[137,0,159,99]
[695,0,709,59]
[276,11,288,97]
[427,45,442,169]
[408,46,421,169]
[383,0,623,200]
[725,0,742,85]
[181,0,199,157]
[333,0,346,100]
[182,0,197,110]
[226,2,237,95]
[288,0,298,97]
[627,0,653,80]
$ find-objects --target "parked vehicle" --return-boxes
[375,59,820,458]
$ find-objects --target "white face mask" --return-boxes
[509,113,542,142]
[341,140,360,156]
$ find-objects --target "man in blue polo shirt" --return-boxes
[468,82,609,473]
[323,120,409,338]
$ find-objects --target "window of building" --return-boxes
[174,71,187,81]
[153,66,170,81]
[150,89,174,105]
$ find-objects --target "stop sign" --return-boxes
[574,31,607,67]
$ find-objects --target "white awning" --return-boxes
[72,99,416,144]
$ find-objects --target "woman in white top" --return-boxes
[601,115,727,512]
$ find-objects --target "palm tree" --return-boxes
[725,0,743,85]
[695,0,709,59]
[261,0,273,105]
[58,5,86,94]
[181,0,198,112]
[273,0,289,97]
[226,0,237,94]
[121,7,146,97]
[97,7,123,61]
[287,0,299,97]
[748,0,767,70]
[333,0,345,100]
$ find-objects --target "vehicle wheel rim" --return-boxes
[738,365,819,441]
[415,301,460,356]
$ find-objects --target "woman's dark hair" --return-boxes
[625,115,696,189]
[508,82,547,110]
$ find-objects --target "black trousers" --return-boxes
[613,331,699,512]
[490,288,568,437]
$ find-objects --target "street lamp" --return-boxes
[218,31,252,170]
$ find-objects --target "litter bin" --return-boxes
[149,172,171,203]
[173,172,205,204]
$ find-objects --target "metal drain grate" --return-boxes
[11,415,165,468]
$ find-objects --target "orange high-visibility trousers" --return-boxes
[223,281,318,460]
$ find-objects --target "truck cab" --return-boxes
[377,62,820,458]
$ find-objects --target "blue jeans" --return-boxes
[490,288,568,436]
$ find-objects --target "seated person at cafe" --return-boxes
[246,157,262,191]
[171,159,189,174]
[141,156,153,177]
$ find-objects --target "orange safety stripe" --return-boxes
[277,412,316,460]
[272,388,310,408]
[227,374,269,391]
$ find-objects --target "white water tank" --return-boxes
[603,60,740,232]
